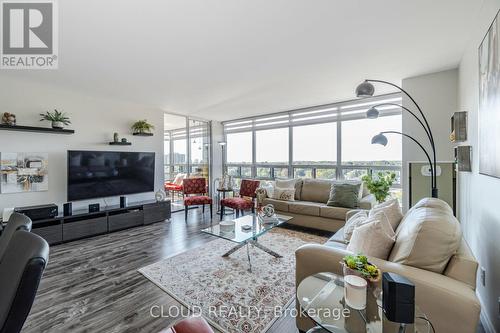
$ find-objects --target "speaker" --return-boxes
[88,203,100,213]
[63,203,73,216]
[120,196,127,208]
[382,272,415,324]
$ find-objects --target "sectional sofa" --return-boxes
[262,178,376,232]
[295,198,480,333]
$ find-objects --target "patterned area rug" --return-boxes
[139,227,327,333]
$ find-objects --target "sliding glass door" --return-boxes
[164,114,212,212]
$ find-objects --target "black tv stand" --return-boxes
[31,200,171,245]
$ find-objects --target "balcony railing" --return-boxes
[225,163,401,188]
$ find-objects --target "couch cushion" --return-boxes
[288,201,322,216]
[343,210,369,242]
[263,198,289,212]
[328,227,347,244]
[301,179,333,203]
[369,199,403,231]
[347,212,395,260]
[327,182,362,208]
[276,179,303,200]
[325,239,348,250]
[389,198,462,273]
[272,187,296,201]
[319,205,351,220]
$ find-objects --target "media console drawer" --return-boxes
[143,202,171,225]
[32,221,62,245]
[63,216,108,241]
[108,210,144,231]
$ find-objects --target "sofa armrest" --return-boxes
[358,194,376,210]
[295,244,480,333]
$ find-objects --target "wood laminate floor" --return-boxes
[22,208,312,333]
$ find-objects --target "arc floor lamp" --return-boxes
[356,79,438,198]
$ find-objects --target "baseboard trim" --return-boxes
[478,293,497,333]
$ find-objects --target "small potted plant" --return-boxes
[362,171,396,203]
[342,253,381,286]
[40,109,71,129]
[131,120,155,135]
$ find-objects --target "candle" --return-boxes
[344,275,367,310]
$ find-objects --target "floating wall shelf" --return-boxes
[0,124,75,134]
[109,141,132,146]
[132,133,153,136]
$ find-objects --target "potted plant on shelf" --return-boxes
[131,120,155,135]
[362,171,396,203]
[342,253,381,286]
[40,109,71,129]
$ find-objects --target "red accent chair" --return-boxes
[220,179,260,220]
[183,178,212,221]
[159,316,214,333]
[164,173,186,200]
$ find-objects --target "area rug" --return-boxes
[138,227,327,333]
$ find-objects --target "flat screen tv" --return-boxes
[67,150,155,201]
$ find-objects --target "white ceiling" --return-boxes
[5,0,482,121]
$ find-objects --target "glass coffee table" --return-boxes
[201,214,293,272]
[297,272,432,333]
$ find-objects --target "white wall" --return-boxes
[458,0,500,331]
[401,69,458,211]
[0,76,165,213]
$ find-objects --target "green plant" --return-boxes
[39,109,71,125]
[131,119,155,134]
[343,254,379,278]
[362,171,396,203]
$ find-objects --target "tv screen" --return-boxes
[67,150,155,201]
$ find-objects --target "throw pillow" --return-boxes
[369,199,403,231]
[327,183,362,208]
[273,187,295,201]
[173,173,185,185]
[276,179,303,200]
[343,210,369,242]
[347,212,396,260]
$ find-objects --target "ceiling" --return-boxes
[5,0,483,121]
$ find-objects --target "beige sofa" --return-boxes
[262,178,376,232]
[295,198,480,333]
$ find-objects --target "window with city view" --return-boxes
[222,94,402,192]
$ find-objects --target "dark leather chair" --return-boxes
[0,213,32,263]
[0,230,49,333]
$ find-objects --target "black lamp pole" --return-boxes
[357,79,438,198]
[373,131,435,194]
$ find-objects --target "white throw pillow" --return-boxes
[259,181,275,198]
[347,212,396,260]
[273,187,295,201]
[369,199,403,231]
[173,173,185,185]
[343,210,369,242]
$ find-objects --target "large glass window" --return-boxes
[256,128,289,164]
[293,123,337,164]
[222,94,402,194]
[341,115,402,165]
[226,132,252,164]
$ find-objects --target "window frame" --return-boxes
[222,93,402,188]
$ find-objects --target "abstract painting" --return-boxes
[479,10,500,178]
[0,153,49,193]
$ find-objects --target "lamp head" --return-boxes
[371,133,388,146]
[366,107,380,119]
[218,141,227,146]
[356,80,375,98]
